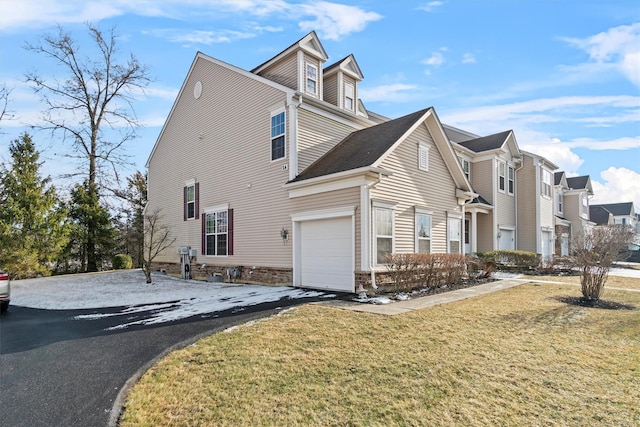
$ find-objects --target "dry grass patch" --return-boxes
[524,274,640,290]
[120,284,640,427]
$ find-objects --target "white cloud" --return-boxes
[417,1,444,12]
[297,1,382,40]
[143,28,256,45]
[423,51,445,67]
[520,142,584,176]
[591,167,640,206]
[562,22,640,87]
[462,53,476,64]
[359,83,419,103]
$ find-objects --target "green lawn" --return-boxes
[120,281,640,426]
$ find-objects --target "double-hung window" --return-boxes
[306,63,318,95]
[205,210,228,256]
[557,190,563,214]
[344,83,354,111]
[508,165,515,195]
[374,207,393,264]
[270,110,285,161]
[416,213,432,253]
[183,182,199,221]
[498,161,506,192]
[542,169,552,197]
[461,158,470,181]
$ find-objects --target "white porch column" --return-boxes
[471,210,478,254]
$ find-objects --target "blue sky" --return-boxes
[0,0,638,209]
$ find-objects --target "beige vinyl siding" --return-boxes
[147,56,297,267]
[297,108,356,173]
[471,160,494,204]
[540,167,555,229]
[256,52,298,90]
[291,187,361,270]
[323,73,338,106]
[516,155,538,253]
[372,123,461,255]
[476,214,493,253]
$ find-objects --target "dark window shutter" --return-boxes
[183,186,187,221]
[201,212,206,255]
[228,209,234,256]
[195,182,200,219]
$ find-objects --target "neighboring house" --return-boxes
[589,202,637,229]
[557,173,595,244]
[517,151,558,260]
[553,171,572,256]
[447,128,521,254]
[146,31,475,293]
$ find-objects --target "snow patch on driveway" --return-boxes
[11,270,331,328]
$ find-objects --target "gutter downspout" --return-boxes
[366,172,382,289]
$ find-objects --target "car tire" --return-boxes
[0,301,8,314]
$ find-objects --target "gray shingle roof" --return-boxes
[554,171,565,186]
[290,108,431,183]
[589,205,612,225]
[468,195,492,206]
[566,175,590,190]
[458,130,512,153]
[590,202,635,216]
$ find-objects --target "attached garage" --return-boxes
[293,209,355,293]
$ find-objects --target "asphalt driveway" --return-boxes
[0,270,338,427]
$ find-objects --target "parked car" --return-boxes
[0,269,10,314]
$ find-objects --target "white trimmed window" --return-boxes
[344,83,354,111]
[542,169,552,197]
[448,217,462,254]
[416,213,432,253]
[205,210,228,256]
[461,158,470,181]
[418,145,429,171]
[305,63,318,95]
[270,110,285,161]
[498,161,506,192]
[375,207,393,264]
[508,165,515,195]
[186,185,195,219]
[557,190,563,214]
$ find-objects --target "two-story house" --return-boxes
[146,31,475,293]
[589,202,637,229]
[517,151,558,260]
[447,127,521,254]
[553,172,594,255]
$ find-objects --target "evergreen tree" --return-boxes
[0,133,69,278]
[64,181,117,272]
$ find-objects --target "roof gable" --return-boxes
[554,171,568,187]
[251,31,328,74]
[566,175,593,194]
[458,130,519,157]
[589,205,613,225]
[324,54,364,81]
[290,107,472,192]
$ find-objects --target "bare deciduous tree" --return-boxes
[143,209,176,284]
[568,225,635,300]
[25,23,151,271]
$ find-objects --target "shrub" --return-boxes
[476,250,539,270]
[112,253,133,270]
[384,253,470,292]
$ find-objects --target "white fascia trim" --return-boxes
[291,206,356,222]
[284,167,391,196]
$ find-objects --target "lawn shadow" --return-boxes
[555,296,636,311]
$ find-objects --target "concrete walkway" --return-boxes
[321,279,526,315]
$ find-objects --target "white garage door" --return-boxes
[300,217,354,292]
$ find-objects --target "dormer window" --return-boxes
[344,83,354,111]
[306,63,318,95]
